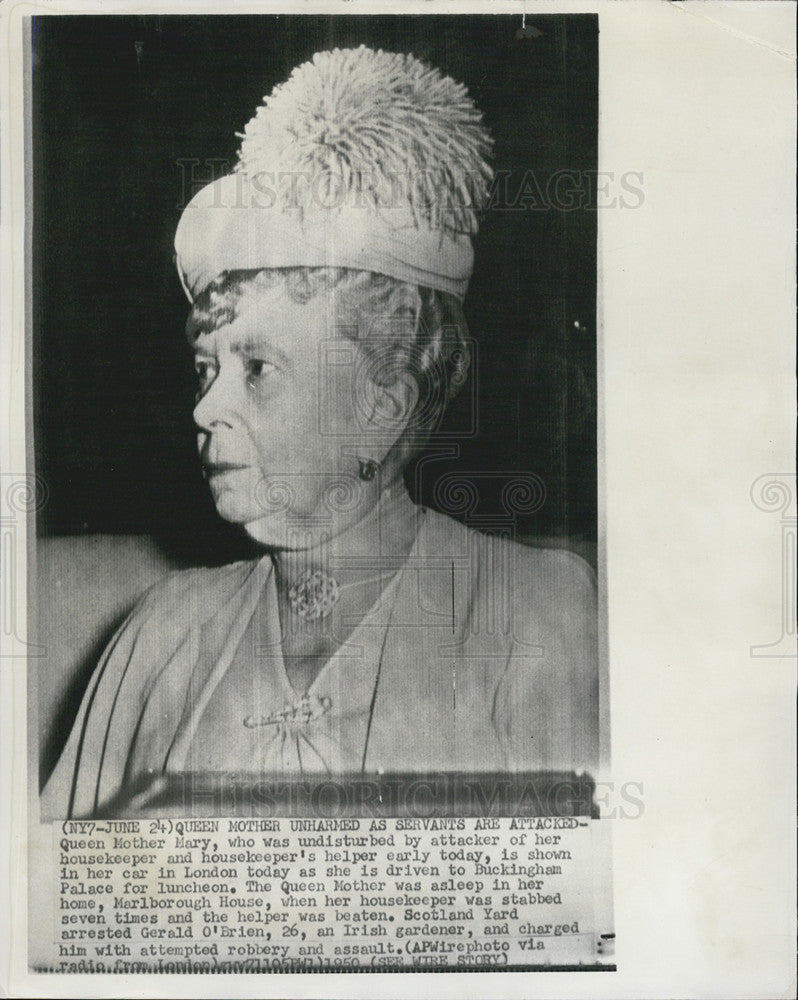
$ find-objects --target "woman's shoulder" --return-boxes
[418,507,596,658]
[131,557,265,625]
[421,507,596,600]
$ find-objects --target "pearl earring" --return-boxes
[358,458,380,482]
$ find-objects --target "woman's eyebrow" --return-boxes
[192,337,218,358]
[229,336,291,366]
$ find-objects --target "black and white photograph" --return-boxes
[34,14,604,819]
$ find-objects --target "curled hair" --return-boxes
[186,267,470,462]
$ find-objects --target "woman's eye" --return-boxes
[246,359,277,383]
[194,360,217,389]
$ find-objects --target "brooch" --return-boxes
[288,569,340,621]
[244,693,332,732]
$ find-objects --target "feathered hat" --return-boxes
[174,46,493,302]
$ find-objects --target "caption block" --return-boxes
[48,815,606,972]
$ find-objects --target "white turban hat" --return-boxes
[174,45,493,303]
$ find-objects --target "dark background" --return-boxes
[32,14,598,566]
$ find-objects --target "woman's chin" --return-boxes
[208,492,252,524]
[238,512,291,548]
[210,503,287,548]
[208,491,275,537]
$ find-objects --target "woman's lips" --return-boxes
[203,462,249,477]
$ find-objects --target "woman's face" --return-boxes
[191,284,379,547]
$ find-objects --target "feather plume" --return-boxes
[236,45,494,235]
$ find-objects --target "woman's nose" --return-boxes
[193,368,236,432]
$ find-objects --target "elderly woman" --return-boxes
[43,47,598,818]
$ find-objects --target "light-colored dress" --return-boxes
[42,506,599,819]
[163,563,404,776]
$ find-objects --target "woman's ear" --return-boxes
[355,294,423,446]
[367,369,419,436]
